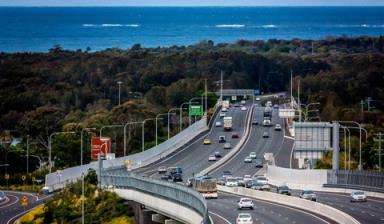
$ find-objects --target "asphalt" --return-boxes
[208,192,334,224]
[0,191,52,224]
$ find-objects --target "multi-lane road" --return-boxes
[135,99,384,224]
[0,191,51,224]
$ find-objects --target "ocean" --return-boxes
[0,7,384,52]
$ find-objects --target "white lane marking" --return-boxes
[3,191,39,201]
[209,211,232,224]
[220,192,331,224]
[284,136,294,140]
[324,192,384,204]
[6,204,39,224]
[0,196,10,206]
[0,195,19,209]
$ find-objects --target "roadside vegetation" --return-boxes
[19,171,134,224]
[0,36,383,180]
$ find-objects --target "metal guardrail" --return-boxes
[327,170,384,193]
[102,169,211,224]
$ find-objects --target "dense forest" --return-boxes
[0,36,383,178]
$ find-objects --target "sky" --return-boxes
[1,0,384,6]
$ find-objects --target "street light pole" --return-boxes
[168,108,178,140]
[155,114,167,146]
[205,78,208,117]
[337,121,364,170]
[26,135,29,175]
[123,121,142,156]
[179,102,190,132]
[117,81,123,105]
[49,131,76,173]
[80,127,95,224]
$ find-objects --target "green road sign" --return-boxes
[189,105,203,116]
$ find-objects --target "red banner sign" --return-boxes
[91,137,111,160]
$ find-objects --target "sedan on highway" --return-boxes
[249,152,257,159]
[214,151,222,158]
[244,156,252,163]
[219,135,226,143]
[276,185,291,195]
[232,132,239,138]
[203,138,211,145]
[208,155,217,162]
[255,176,268,185]
[223,170,233,179]
[274,124,282,131]
[262,132,269,138]
[250,182,270,191]
[350,190,367,202]
[215,121,222,127]
[241,106,247,111]
[225,178,238,187]
[252,119,258,125]
[224,142,232,149]
[299,190,317,201]
[236,213,253,224]
[220,112,226,118]
[254,159,263,168]
[217,178,226,186]
[238,198,254,210]
[157,166,167,174]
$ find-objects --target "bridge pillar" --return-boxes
[152,214,167,223]
[127,200,156,224]
[165,219,183,224]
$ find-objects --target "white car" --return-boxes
[255,97,260,101]
[244,156,252,163]
[220,112,226,118]
[225,178,238,187]
[222,107,228,112]
[241,106,247,111]
[243,175,252,182]
[275,124,282,131]
[351,191,367,202]
[157,166,167,174]
[215,121,222,127]
[208,155,217,162]
[238,198,254,210]
[249,152,257,159]
[299,190,317,201]
[236,213,253,224]
[255,176,268,185]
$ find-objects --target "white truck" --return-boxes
[223,116,233,131]
[222,100,230,109]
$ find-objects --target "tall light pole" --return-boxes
[205,78,208,117]
[81,127,95,224]
[117,81,123,105]
[337,121,364,170]
[123,121,142,156]
[26,135,29,175]
[155,114,168,146]
[99,125,123,155]
[168,108,178,140]
[179,102,190,132]
[49,131,76,173]
[142,118,157,151]
[188,97,202,126]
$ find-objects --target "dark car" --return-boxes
[245,180,254,188]
[217,177,226,186]
[223,170,232,179]
[214,151,222,158]
[255,159,263,168]
[252,119,258,125]
[235,177,245,187]
[172,173,183,182]
[232,132,239,138]
[262,132,269,138]
[219,136,226,143]
[277,185,291,195]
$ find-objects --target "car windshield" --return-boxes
[353,191,364,195]
[304,190,314,194]
[223,171,231,175]
[257,177,267,180]
[280,186,289,190]
[241,199,252,203]
[239,214,251,218]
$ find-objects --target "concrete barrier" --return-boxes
[46,117,208,190]
[218,185,360,224]
[197,104,254,176]
[114,188,203,224]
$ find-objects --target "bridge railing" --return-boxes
[326,170,384,193]
[102,169,211,224]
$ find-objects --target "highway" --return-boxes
[134,100,338,224]
[136,102,251,179]
[0,191,52,224]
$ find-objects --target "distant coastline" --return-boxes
[0,6,383,52]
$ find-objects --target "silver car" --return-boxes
[224,142,232,149]
[299,190,317,201]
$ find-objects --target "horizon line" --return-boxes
[1,5,384,7]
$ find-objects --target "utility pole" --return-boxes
[374,133,384,172]
[205,78,207,116]
[290,70,293,108]
[220,71,223,102]
[311,42,314,55]
[298,79,301,122]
